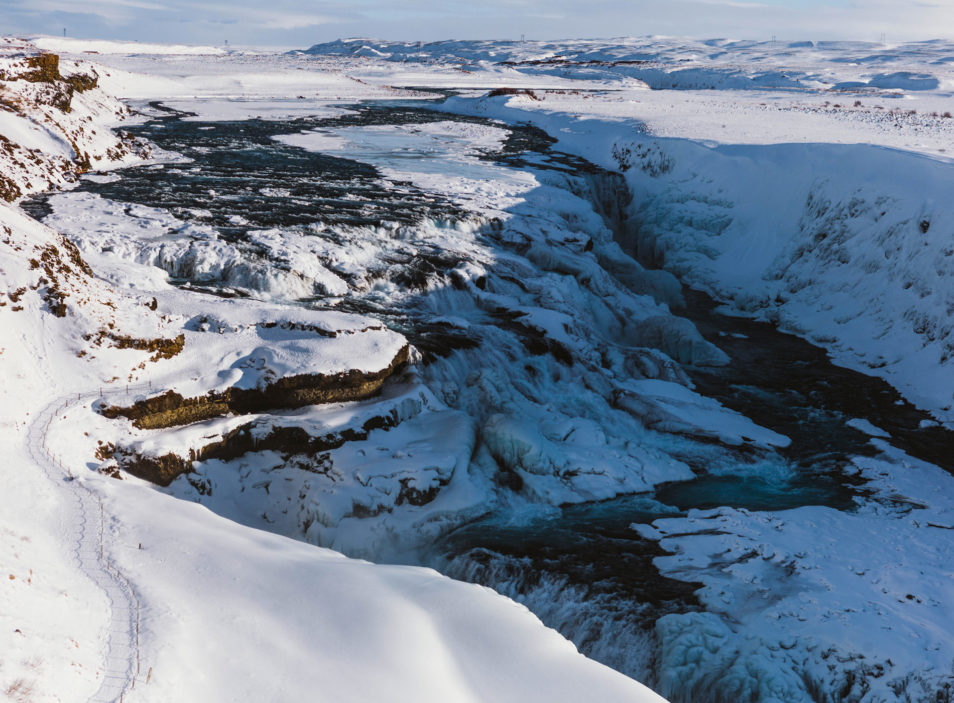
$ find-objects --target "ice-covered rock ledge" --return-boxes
[100,311,409,430]
[441,92,954,423]
[97,309,410,484]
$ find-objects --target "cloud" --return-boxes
[3,0,954,43]
[28,0,168,10]
[15,0,170,26]
[261,14,336,30]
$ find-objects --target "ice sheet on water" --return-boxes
[275,120,537,211]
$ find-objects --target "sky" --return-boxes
[2,0,953,47]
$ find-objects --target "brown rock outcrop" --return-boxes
[101,344,411,430]
[110,409,404,486]
[1,53,99,113]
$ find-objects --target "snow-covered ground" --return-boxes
[6,32,954,703]
[1,38,665,703]
[638,444,954,702]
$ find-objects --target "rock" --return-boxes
[102,344,411,429]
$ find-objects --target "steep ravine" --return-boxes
[29,103,954,702]
[425,165,954,698]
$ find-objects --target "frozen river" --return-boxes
[28,100,954,702]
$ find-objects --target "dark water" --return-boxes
[27,101,954,692]
[24,103,464,231]
[439,495,696,604]
[684,288,954,474]
[23,102,573,230]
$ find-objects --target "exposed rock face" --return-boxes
[20,53,62,83]
[0,146,23,201]
[109,449,192,487]
[63,71,99,95]
[100,375,463,542]
[101,344,411,430]
[1,53,99,113]
[109,409,404,486]
[102,332,185,361]
[28,239,95,317]
[0,41,144,202]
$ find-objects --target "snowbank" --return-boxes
[30,36,227,56]
[636,444,954,703]
[102,475,666,703]
[441,93,954,422]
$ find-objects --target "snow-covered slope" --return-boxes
[0,38,149,201]
[439,90,954,423]
[9,32,954,703]
[0,39,667,703]
[87,473,665,703]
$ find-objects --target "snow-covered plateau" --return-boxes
[4,33,954,703]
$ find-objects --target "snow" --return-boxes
[40,191,354,300]
[58,51,441,108]
[162,98,354,122]
[30,36,227,56]
[101,477,666,703]
[636,444,954,703]
[274,120,536,210]
[0,430,107,703]
[1,37,667,703]
[847,417,891,438]
[8,31,954,703]
[0,110,73,156]
[617,379,790,448]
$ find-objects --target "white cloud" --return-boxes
[29,0,167,9]
[4,0,954,43]
[260,13,338,30]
